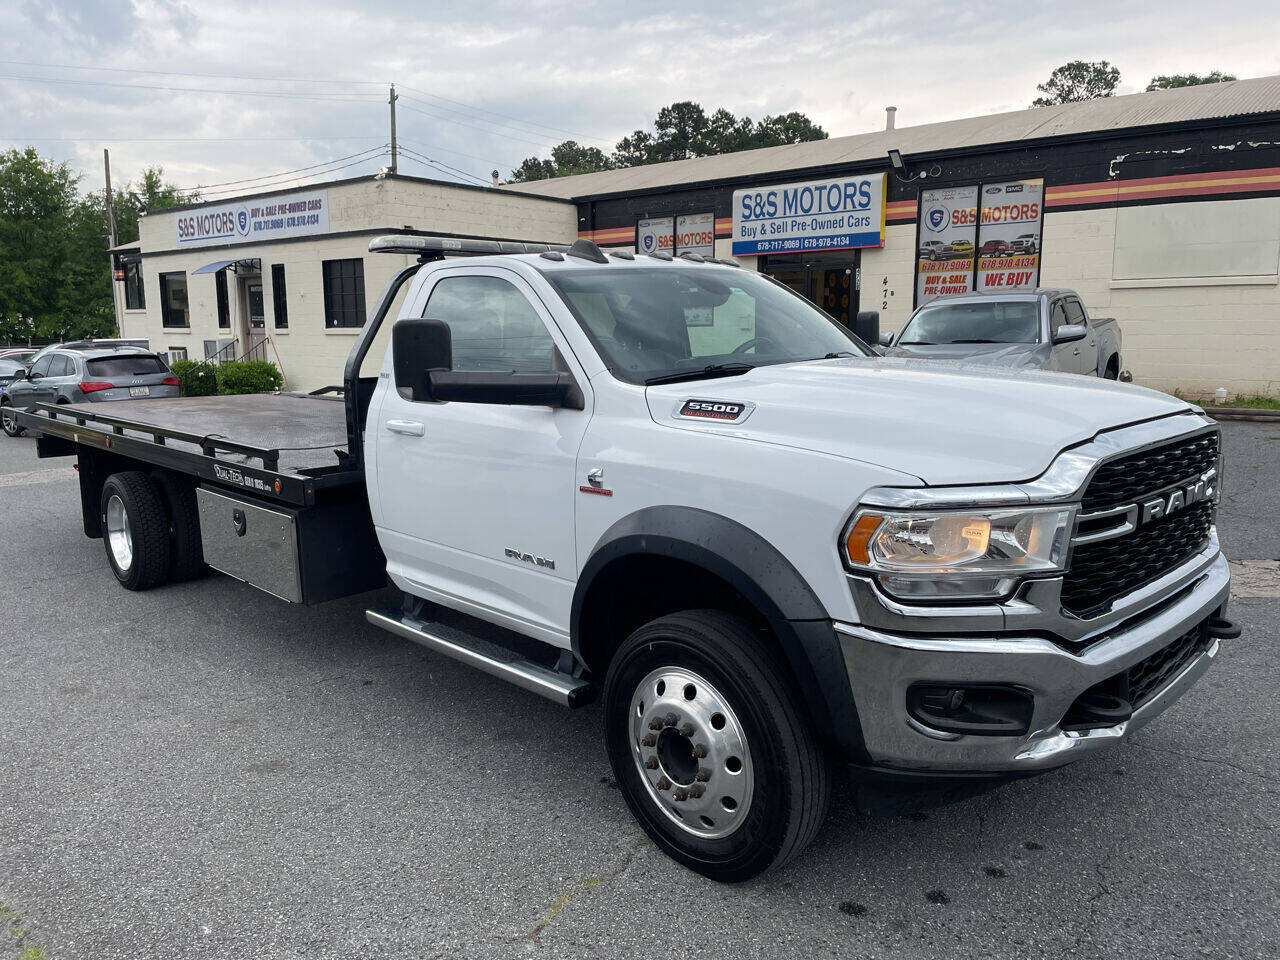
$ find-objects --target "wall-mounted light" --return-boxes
[888,149,906,173]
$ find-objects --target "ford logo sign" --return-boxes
[985,186,1002,195]
[924,206,948,233]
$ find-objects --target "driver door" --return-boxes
[10,354,51,407]
[374,267,592,642]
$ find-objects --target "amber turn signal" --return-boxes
[845,513,884,564]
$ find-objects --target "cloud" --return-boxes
[0,0,1277,194]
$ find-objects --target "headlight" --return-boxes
[843,505,1074,601]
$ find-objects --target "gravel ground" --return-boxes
[1,423,1277,960]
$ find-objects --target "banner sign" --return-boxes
[732,174,885,256]
[175,189,329,248]
[915,185,978,305]
[975,179,1043,292]
[636,217,674,256]
[675,212,715,256]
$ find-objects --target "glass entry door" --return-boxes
[761,251,860,327]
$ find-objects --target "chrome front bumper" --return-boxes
[837,551,1231,774]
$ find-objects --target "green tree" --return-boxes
[508,141,614,183]
[1032,60,1122,106]
[1146,71,1237,91]
[113,166,196,244]
[511,101,827,180]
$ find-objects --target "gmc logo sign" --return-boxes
[1139,477,1216,525]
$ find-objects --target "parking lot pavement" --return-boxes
[1,422,1277,960]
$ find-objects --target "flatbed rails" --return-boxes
[18,392,358,507]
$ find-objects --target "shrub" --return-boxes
[170,359,217,397]
[215,359,283,395]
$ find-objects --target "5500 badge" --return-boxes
[677,399,754,423]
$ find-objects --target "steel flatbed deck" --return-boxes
[16,392,359,507]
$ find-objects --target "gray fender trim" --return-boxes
[572,505,868,761]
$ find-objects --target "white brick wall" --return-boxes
[124,178,577,393]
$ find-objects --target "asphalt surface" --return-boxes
[1,423,1277,960]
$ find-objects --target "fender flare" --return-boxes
[572,505,867,760]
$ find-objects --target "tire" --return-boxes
[100,472,171,591]
[1,399,23,438]
[151,470,206,582]
[603,610,832,882]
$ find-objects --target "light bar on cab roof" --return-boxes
[368,235,570,259]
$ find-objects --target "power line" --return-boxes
[183,145,389,191]
[0,73,383,104]
[396,83,611,146]
[396,151,485,185]
[3,135,388,143]
[396,100,557,149]
[395,144,488,186]
[193,153,389,198]
[397,91,606,149]
[0,58,388,87]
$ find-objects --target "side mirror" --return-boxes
[392,316,583,409]
[854,309,879,346]
[12,367,28,381]
[393,318,453,401]
[878,331,894,348]
[1053,323,1087,345]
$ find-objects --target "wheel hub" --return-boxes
[105,494,133,572]
[630,667,753,840]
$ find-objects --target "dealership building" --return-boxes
[116,75,1280,396]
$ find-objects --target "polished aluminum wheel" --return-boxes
[105,494,133,572]
[630,667,753,840]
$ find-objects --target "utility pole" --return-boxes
[388,83,398,175]
[103,148,117,247]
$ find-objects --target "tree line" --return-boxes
[509,100,829,181]
[0,148,191,345]
[1033,64,1237,106]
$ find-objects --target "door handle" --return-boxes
[1072,348,1081,355]
[386,419,425,437]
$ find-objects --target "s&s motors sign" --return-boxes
[175,189,330,247]
[732,174,885,256]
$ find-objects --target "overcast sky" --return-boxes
[2,0,1277,198]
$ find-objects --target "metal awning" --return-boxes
[192,259,236,275]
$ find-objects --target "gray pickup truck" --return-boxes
[883,289,1124,379]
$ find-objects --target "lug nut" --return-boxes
[678,723,695,737]
[644,757,659,770]
[695,768,711,782]
[641,734,656,747]
[671,787,688,801]
[663,713,679,728]
[656,777,671,791]
[648,718,664,731]
[692,743,708,759]
[689,784,705,799]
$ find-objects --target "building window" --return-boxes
[216,271,230,329]
[123,261,145,310]
[322,258,366,328]
[167,347,188,363]
[271,263,288,328]
[159,272,189,328]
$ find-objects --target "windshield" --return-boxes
[545,266,869,384]
[898,300,1040,345]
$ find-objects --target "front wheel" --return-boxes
[603,610,832,882]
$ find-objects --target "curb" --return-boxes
[1204,407,1280,423]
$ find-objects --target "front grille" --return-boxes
[1081,431,1219,511]
[1062,430,1219,618]
[1125,621,1209,707]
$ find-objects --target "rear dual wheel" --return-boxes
[603,610,832,882]
[101,472,171,591]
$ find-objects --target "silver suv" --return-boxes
[2,346,179,437]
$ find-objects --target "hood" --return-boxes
[886,341,1049,369]
[644,357,1193,485]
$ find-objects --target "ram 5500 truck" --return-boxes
[18,235,1238,882]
